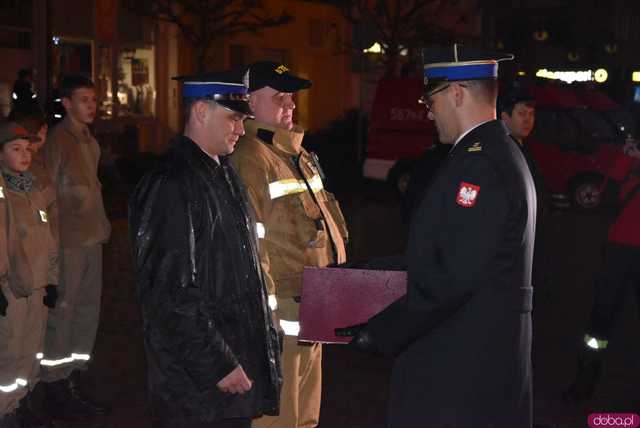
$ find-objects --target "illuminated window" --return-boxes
[116,48,156,117]
[51,38,93,86]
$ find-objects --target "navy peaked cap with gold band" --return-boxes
[247,61,311,93]
[422,44,514,96]
[172,70,253,116]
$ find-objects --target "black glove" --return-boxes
[335,323,379,354]
[0,288,7,317]
[43,285,58,309]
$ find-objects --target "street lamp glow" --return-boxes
[594,68,608,83]
[632,71,640,82]
[363,42,383,54]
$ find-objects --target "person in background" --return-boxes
[0,121,57,428]
[565,138,640,403]
[499,86,535,144]
[39,74,111,421]
[11,69,37,111]
[498,86,551,297]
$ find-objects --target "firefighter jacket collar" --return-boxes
[245,120,304,155]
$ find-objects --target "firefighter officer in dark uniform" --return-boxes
[337,44,537,428]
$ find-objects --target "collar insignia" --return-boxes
[467,142,483,152]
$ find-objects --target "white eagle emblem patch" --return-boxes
[456,182,480,207]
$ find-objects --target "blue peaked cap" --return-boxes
[172,70,253,116]
[422,44,514,96]
[182,81,248,98]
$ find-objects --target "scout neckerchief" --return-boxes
[2,168,33,193]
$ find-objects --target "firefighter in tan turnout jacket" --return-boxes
[232,61,348,428]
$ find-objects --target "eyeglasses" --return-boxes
[419,84,450,112]
[418,83,467,112]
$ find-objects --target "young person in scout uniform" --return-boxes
[39,75,111,420]
[0,122,58,428]
[8,104,57,251]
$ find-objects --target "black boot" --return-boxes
[563,348,603,403]
[43,377,110,420]
[0,410,21,428]
[16,392,54,428]
[67,374,111,415]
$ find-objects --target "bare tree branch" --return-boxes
[127,0,294,71]
[306,0,469,76]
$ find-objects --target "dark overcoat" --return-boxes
[128,136,282,427]
[369,120,536,428]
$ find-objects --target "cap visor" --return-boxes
[0,134,40,145]
[424,80,449,97]
[270,75,312,92]
[217,100,254,118]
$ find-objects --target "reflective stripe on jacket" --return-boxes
[232,120,348,314]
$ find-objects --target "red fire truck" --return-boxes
[364,77,635,210]
[363,77,437,193]
[526,83,633,209]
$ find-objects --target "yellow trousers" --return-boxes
[252,336,322,428]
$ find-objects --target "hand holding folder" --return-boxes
[299,267,407,344]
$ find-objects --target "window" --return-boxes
[531,109,579,148]
[570,109,615,140]
[115,47,156,117]
[604,109,636,138]
[0,0,32,29]
[51,38,93,86]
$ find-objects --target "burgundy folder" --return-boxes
[299,267,407,344]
